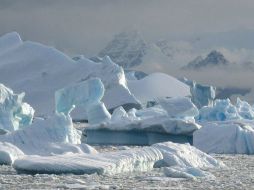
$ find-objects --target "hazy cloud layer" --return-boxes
[1,0,254,55]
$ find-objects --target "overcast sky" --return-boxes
[0,0,254,56]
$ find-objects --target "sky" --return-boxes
[0,0,254,102]
[0,0,254,56]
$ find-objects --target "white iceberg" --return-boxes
[0,83,34,132]
[198,98,254,121]
[55,78,111,124]
[87,102,111,125]
[194,120,254,154]
[13,142,224,175]
[127,73,190,103]
[0,32,140,120]
[84,98,201,145]
[181,77,216,108]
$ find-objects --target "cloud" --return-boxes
[1,0,254,55]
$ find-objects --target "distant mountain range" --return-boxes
[182,50,229,70]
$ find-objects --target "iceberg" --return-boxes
[55,78,111,124]
[198,98,254,121]
[87,102,111,125]
[127,73,190,103]
[181,78,216,108]
[13,142,224,175]
[84,98,201,145]
[0,79,106,164]
[0,32,140,120]
[55,78,104,115]
[194,120,254,154]
[0,83,34,132]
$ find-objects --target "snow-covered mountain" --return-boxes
[182,50,229,70]
[98,30,147,68]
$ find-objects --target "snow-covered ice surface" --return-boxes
[0,152,253,189]
[127,72,190,103]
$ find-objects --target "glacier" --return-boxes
[0,83,34,132]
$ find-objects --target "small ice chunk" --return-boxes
[87,102,111,124]
[181,78,215,108]
[111,106,128,121]
[0,83,34,131]
[153,142,224,168]
[0,142,24,165]
[164,166,215,179]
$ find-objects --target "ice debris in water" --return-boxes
[0,83,34,132]
[198,98,254,121]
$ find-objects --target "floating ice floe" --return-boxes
[194,120,254,154]
[198,98,254,121]
[0,32,140,120]
[13,142,224,176]
[84,97,200,145]
[0,83,34,132]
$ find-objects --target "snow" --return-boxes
[0,83,34,132]
[194,120,254,154]
[0,32,139,119]
[127,73,190,103]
